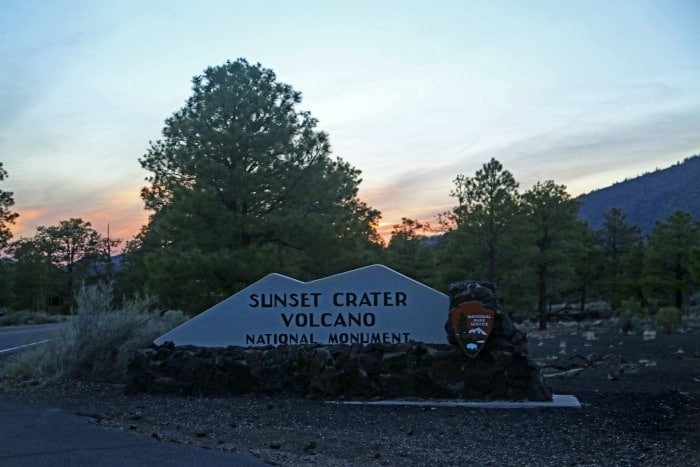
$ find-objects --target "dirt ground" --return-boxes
[2,316,699,465]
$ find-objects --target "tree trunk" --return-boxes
[675,288,683,312]
[538,267,548,330]
[675,266,684,312]
[487,241,496,284]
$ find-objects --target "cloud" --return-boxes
[359,105,700,241]
[2,1,697,249]
[9,182,148,247]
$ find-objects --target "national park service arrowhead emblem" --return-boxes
[449,301,495,358]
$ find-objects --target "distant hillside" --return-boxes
[577,154,700,234]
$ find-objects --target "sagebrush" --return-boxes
[2,283,186,382]
[655,306,682,333]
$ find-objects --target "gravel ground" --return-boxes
[2,319,699,466]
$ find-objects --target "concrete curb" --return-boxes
[327,394,581,408]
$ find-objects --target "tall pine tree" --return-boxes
[598,208,642,309]
[521,181,581,330]
[0,163,18,249]
[643,210,700,311]
[443,158,521,286]
[135,59,381,313]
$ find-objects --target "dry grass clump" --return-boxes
[2,283,186,382]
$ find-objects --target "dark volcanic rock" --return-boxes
[444,280,551,401]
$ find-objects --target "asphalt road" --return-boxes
[0,323,66,357]
[0,324,268,466]
[0,395,268,466]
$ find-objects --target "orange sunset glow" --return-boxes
[9,186,149,249]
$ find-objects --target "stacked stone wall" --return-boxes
[126,280,552,401]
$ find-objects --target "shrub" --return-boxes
[2,283,186,382]
[654,306,682,333]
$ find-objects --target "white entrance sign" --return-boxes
[155,264,449,347]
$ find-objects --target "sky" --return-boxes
[1,0,699,244]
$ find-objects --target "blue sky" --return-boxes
[1,0,698,241]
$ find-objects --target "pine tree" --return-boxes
[135,59,381,313]
[0,163,19,249]
[643,210,700,311]
[521,181,581,330]
[598,208,642,309]
[443,158,521,286]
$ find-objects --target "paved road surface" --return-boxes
[0,323,66,357]
[0,396,268,466]
[0,324,268,466]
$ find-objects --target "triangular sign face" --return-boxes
[156,264,449,347]
[449,301,495,358]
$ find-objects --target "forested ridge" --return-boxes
[578,155,700,234]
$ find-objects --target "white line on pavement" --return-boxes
[0,339,50,354]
